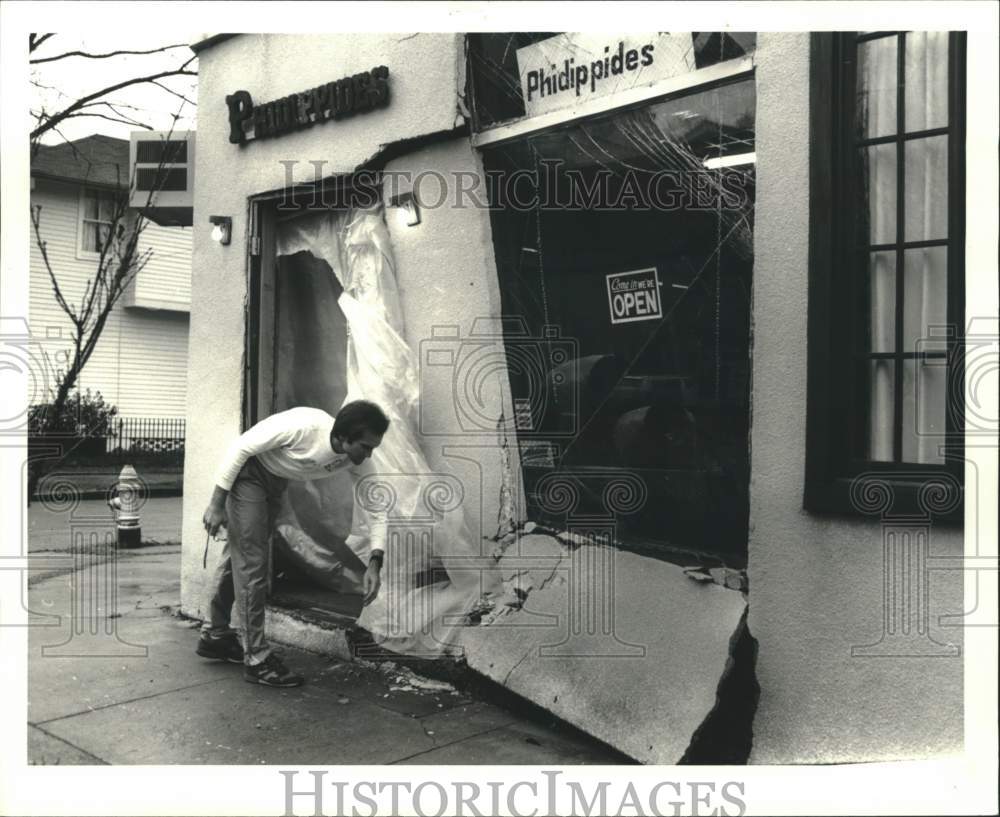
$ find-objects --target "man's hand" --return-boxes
[203,486,229,538]
[203,504,227,538]
[362,560,382,606]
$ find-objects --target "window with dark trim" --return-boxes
[806,32,965,522]
[78,187,116,256]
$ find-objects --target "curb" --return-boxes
[31,487,183,502]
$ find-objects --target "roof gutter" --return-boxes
[190,33,240,55]
[30,170,126,191]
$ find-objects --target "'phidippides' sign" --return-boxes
[606,268,663,324]
[225,66,390,144]
[516,34,695,118]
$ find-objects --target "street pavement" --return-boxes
[27,496,183,552]
[26,544,624,765]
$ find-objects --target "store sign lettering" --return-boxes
[516,34,696,118]
[225,66,390,145]
[606,268,663,324]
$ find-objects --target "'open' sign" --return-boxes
[606,268,663,324]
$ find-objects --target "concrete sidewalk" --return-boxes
[27,496,183,552]
[27,545,625,765]
[32,465,183,501]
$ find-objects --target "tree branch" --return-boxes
[148,79,196,108]
[30,44,190,65]
[102,100,165,125]
[65,111,153,130]
[76,98,147,114]
[30,55,198,142]
[31,107,187,426]
[29,33,56,54]
[29,78,66,94]
[64,111,155,130]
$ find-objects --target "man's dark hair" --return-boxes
[333,400,390,442]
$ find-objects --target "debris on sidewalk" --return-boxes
[381,664,457,694]
[27,531,625,766]
[683,566,748,592]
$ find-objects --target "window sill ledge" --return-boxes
[804,475,963,526]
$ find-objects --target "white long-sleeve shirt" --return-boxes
[214,406,386,554]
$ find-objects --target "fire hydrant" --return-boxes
[108,464,142,548]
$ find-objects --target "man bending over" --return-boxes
[198,400,390,687]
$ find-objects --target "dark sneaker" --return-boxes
[196,632,244,664]
[243,653,304,688]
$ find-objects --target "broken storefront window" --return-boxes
[481,75,756,565]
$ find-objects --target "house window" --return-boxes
[79,188,116,254]
[806,32,965,521]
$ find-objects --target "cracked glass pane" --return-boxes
[482,77,755,563]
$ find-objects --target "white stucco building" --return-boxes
[179,31,995,764]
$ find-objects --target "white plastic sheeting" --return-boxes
[274,206,502,655]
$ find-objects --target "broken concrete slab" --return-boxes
[496,534,564,584]
[683,565,748,593]
[681,610,758,763]
[46,534,742,764]
[266,607,353,661]
[27,544,632,766]
[457,536,747,764]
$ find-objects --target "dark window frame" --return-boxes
[805,32,966,523]
[78,186,118,256]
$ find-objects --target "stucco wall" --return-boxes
[747,33,963,763]
[181,33,505,615]
[384,139,521,547]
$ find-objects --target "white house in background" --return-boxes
[29,134,192,420]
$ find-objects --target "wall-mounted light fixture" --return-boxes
[388,191,420,227]
[702,152,756,170]
[208,215,232,245]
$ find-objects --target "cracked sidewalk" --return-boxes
[26,544,625,765]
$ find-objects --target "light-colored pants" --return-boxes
[206,457,287,664]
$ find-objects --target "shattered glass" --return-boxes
[481,77,756,563]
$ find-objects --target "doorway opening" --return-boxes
[247,191,365,619]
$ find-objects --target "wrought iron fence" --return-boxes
[106,416,186,457]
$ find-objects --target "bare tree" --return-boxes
[29,33,195,430]
[31,177,152,425]
[29,32,196,155]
